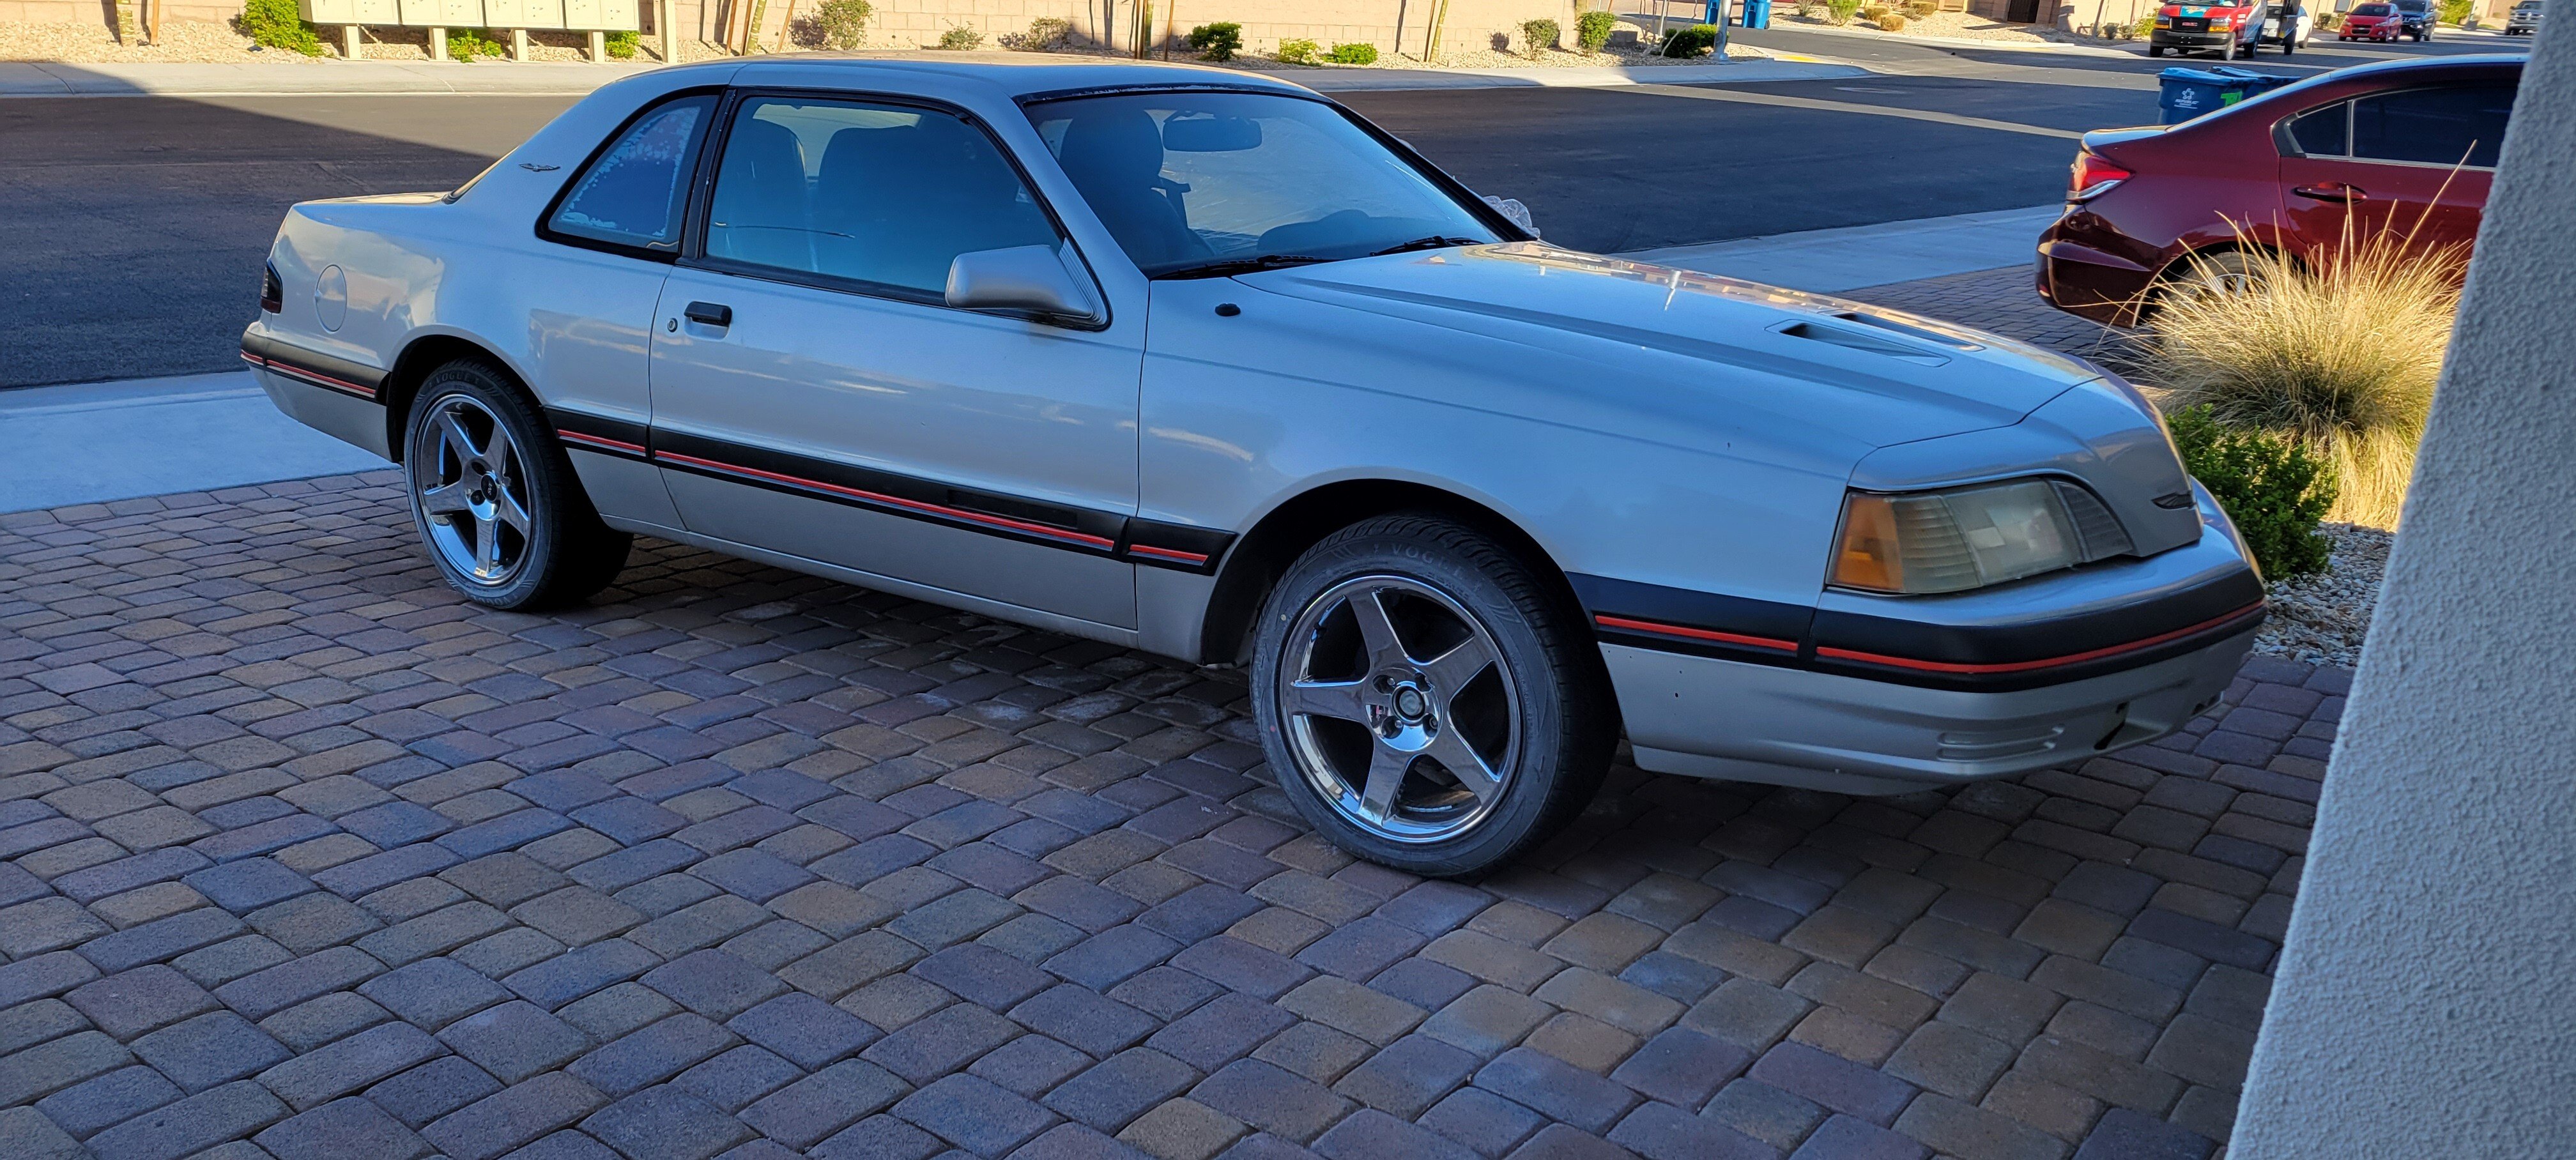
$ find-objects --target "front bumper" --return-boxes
[2150,29,2239,47]
[1599,485,2263,795]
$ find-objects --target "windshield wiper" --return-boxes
[1368,235,1485,257]
[1155,254,1331,280]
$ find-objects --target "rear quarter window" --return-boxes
[546,93,719,254]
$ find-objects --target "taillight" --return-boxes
[2069,152,2131,202]
[260,263,283,314]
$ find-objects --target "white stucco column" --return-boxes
[2230,21,2576,1157]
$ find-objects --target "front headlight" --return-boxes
[1832,479,2135,595]
[2154,14,2172,24]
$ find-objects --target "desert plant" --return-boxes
[2137,234,2458,528]
[1575,10,1618,50]
[1827,0,1864,23]
[2437,0,2471,21]
[1880,11,1908,29]
[604,29,638,57]
[446,27,508,59]
[1660,22,1719,54]
[1860,6,1891,22]
[2167,407,2337,578]
[1797,0,1826,15]
[1521,17,1560,54]
[939,23,983,49]
[1326,41,1377,63]
[235,0,324,56]
[1906,0,1936,15]
[814,0,870,48]
[1187,21,1242,59]
[2130,11,2156,36]
[1025,15,1073,49]
[1275,36,1319,63]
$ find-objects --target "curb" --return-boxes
[1758,20,2147,57]
[0,54,1866,98]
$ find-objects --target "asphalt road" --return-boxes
[0,30,2521,388]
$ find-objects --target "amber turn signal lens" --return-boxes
[1833,493,1905,593]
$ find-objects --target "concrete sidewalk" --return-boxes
[1628,202,2060,294]
[0,371,390,513]
[0,56,1864,98]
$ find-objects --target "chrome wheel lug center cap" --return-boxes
[1393,686,1427,720]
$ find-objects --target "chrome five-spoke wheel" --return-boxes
[1278,575,1521,844]
[413,393,535,587]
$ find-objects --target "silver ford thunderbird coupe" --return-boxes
[247,56,2262,874]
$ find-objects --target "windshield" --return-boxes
[2393,0,2426,10]
[2352,4,2389,13]
[1025,91,1503,279]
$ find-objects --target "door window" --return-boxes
[2351,84,2515,168]
[702,96,1061,298]
[546,93,717,252]
[2287,102,2349,157]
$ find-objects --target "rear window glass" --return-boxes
[2289,102,2349,156]
[548,94,716,252]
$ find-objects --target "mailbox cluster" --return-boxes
[298,0,642,59]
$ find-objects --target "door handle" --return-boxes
[2292,184,2363,203]
[684,301,733,327]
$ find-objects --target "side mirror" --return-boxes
[946,245,1104,326]
[1482,194,1541,238]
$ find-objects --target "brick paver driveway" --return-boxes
[0,467,2336,1160]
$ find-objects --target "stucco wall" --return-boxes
[2230,18,2576,1157]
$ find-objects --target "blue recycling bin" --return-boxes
[1742,0,1772,28]
[2157,66,2295,124]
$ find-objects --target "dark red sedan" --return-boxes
[2037,56,2520,327]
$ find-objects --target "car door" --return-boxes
[2277,81,2509,257]
[647,91,1143,631]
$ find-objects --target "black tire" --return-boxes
[1251,514,1614,877]
[402,359,631,610]
[2147,44,2165,55]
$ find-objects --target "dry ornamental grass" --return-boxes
[2136,231,2460,529]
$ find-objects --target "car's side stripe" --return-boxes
[654,448,1123,551]
[557,429,649,457]
[243,351,379,401]
[1593,614,1798,653]
[1128,544,1211,565]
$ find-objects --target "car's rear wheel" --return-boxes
[2150,248,2262,317]
[404,360,631,610]
[1251,514,1613,877]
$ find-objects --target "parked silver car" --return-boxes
[2508,0,2543,33]
[247,57,2262,874]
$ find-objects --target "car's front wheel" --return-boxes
[404,360,631,609]
[1251,515,1614,877]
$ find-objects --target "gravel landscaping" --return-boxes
[2253,523,2389,669]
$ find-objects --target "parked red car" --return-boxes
[2037,56,2520,327]
[2338,1,2405,39]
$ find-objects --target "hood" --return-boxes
[1238,243,2104,454]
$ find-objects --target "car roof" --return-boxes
[642,52,1319,103]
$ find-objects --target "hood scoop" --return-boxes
[1770,312,1982,367]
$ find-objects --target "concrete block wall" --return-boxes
[7,0,1580,59]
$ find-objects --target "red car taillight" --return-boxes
[2069,152,2132,202]
[260,263,284,314]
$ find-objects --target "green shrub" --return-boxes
[1659,22,1718,54]
[1827,0,1864,22]
[815,0,870,47]
[2438,0,2472,21]
[1520,17,1560,54]
[2130,11,2156,36]
[1186,21,1243,59]
[2167,406,2336,579]
[447,27,507,59]
[1025,15,1073,48]
[1575,9,1618,49]
[939,23,983,49]
[1275,36,1319,63]
[1326,40,1377,63]
[235,0,324,56]
[604,29,638,57]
